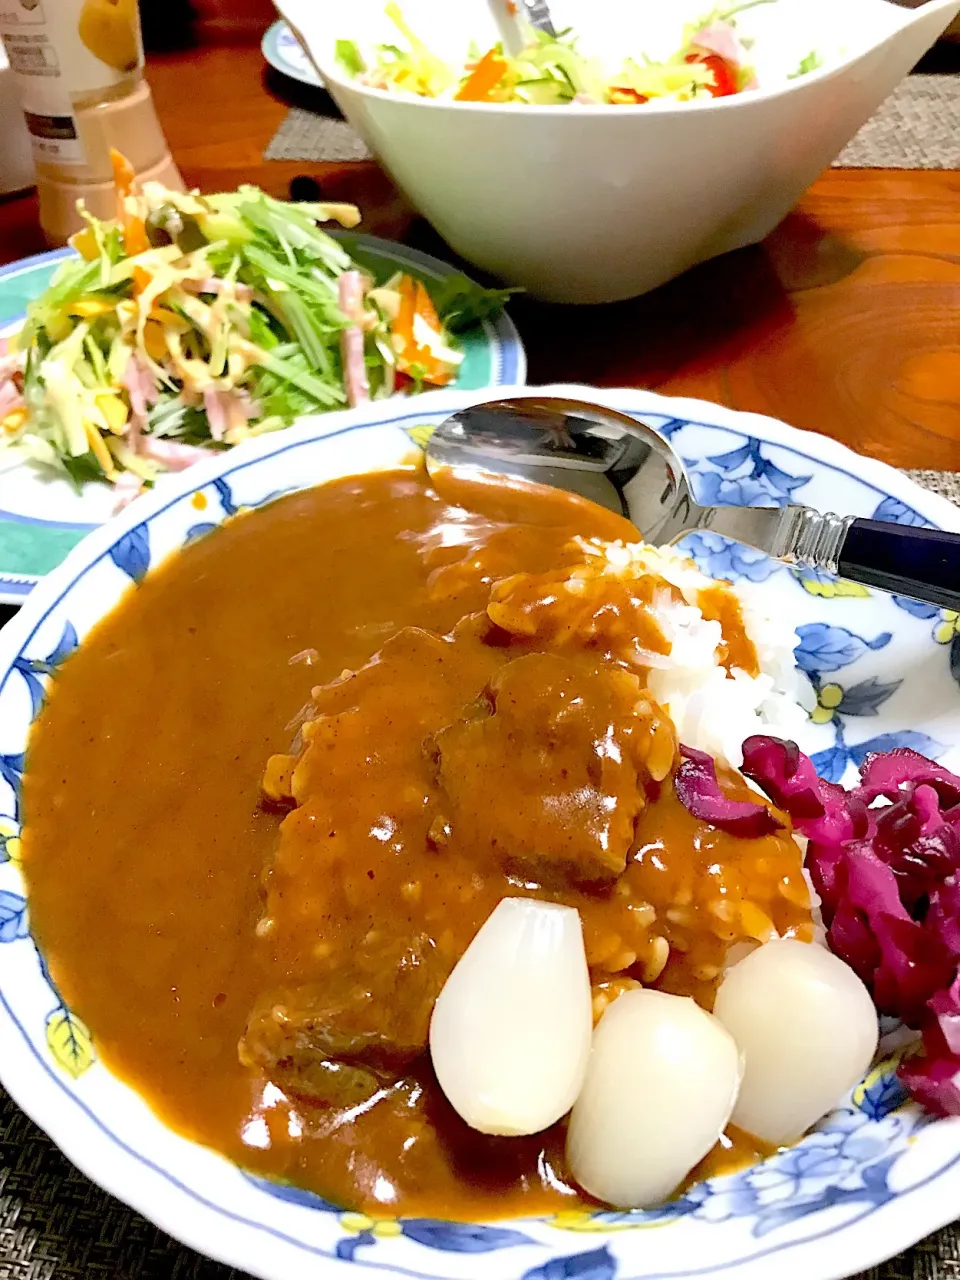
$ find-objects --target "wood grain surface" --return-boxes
[0,42,957,470]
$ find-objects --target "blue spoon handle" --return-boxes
[837,519,960,612]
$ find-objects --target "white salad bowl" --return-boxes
[2,385,960,1279]
[275,0,960,303]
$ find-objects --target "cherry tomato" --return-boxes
[685,51,739,98]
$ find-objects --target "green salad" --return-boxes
[337,1,822,106]
[0,153,513,503]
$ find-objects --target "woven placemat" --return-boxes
[264,74,960,170]
[835,73,960,169]
[1,467,958,1280]
[264,111,371,163]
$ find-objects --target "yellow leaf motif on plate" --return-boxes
[405,424,436,451]
[0,817,21,866]
[46,1008,95,1079]
[551,1210,676,1234]
[340,1213,403,1238]
[797,575,870,601]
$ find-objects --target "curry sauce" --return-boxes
[20,467,810,1219]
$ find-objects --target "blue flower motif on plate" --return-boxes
[856,1070,909,1123]
[794,624,891,677]
[681,532,779,584]
[0,753,24,820]
[401,1221,535,1252]
[679,1109,907,1238]
[332,1213,535,1262]
[893,595,940,619]
[685,439,812,509]
[523,1245,617,1280]
[109,523,151,583]
[873,496,927,528]
[0,889,28,942]
[11,620,78,718]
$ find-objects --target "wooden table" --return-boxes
[0,41,958,472]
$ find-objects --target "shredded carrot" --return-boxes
[110,147,150,256]
[390,274,455,385]
[125,218,150,257]
[455,47,508,101]
[393,274,417,356]
[110,148,135,207]
[414,280,442,332]
[132,266,152,297]
[84,420,117,478]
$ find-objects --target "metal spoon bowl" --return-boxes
[425,395,960,612]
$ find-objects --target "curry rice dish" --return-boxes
[19,464,858,1219]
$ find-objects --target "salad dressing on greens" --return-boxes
[0,156,512,502]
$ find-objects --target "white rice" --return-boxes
[577,539,814,769]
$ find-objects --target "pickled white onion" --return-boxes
[429,898,592,1136]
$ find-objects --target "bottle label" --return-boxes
[0,0,144,166]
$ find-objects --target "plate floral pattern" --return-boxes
[0,385,959,1280]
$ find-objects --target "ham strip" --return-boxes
[111,472,146,513]
[122,354,158,424]
[338,271,370,408]
[203,387,228,442]
[691,23,747,66]
[137,437,210,470]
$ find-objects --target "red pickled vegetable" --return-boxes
[928,975,960,1056]
[858,748,960,808]
[674,744,782,838]
[929,878,960,956]
[741,734,862,850]
[899,1051,960,1116]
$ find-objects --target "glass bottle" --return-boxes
[0,0,182,243]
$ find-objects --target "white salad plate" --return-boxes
[1,385,959,1280]
[0,236,525,605]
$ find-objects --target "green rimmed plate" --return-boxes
[0,236,526,604]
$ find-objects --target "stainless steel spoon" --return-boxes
[425,396,960,611]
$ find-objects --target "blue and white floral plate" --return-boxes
[0,236,526,605]
[1,384,959,1280]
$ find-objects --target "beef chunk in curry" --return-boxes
[239,933,449,1106]
[433,652,670,885]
